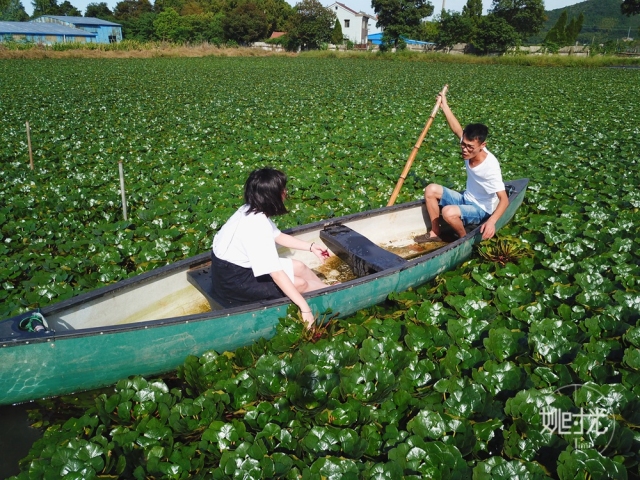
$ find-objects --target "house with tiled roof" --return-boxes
[327,2,376,45]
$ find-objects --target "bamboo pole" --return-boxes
[118,161,128,221]
[26,121,34,170]
[387,84,448,206]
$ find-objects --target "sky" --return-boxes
[23,0,582,24]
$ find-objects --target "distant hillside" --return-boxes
[529,0,640,45]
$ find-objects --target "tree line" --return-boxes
[0,0,339,50]
[1,0,639,53]
[408,0,637,54]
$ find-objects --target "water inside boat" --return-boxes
[313,238,445,283]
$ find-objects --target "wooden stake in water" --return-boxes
[26,121,34,170]
[118,161,128,221]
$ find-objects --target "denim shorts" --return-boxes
[440,187,491,225]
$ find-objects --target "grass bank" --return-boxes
[302,48,640,67]
[1,40,640,66]
[0,40,292,60]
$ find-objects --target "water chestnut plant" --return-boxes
[1,57,638,478]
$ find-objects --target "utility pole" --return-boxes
[442,0,445,12]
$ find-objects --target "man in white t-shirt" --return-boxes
[415,91,509,243]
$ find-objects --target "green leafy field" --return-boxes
[1,57,639,478]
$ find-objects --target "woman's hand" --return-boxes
[300,310,316,329]
[270,270,317,329]
[310,242,330,262]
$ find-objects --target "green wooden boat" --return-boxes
[0,179,528,406]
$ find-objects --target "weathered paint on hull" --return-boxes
[0,180,527,405]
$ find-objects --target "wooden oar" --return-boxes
[387,84,448,206]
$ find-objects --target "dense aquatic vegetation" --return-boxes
[1,57,639,478]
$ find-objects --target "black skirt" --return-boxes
[210,251,285,307]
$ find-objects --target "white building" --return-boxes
[328,2,377,45]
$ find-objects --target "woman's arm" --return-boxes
[275,233,329,261]
[270,270,315,328]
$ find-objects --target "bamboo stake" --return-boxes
[118,161,128,221]
[26,121,34,170]
[387,84,448,206]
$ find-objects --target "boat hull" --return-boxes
[0,179,528,405]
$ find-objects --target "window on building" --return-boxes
[344,19,350,28]
[109,35,117,43]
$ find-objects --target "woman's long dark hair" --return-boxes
[244,168,288,217]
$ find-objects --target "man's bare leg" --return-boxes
[441,205,467,238]
[424,183,444,238]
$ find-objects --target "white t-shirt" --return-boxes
[463,150,505,214]
[212,205,293,280]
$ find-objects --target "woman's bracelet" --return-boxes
[300,310,311,313]
[309,242,315,252]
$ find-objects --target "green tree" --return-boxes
[180,1,204,14]
[251,0,293,34]
[621,0,640,15]
[565,12,583,44]
[471,13,519,53]
[58,0,81,15]
[285,0,335,50]
[1,0,28,20]
[544,10,583,47]
[32,0,59,16]
[371,0,434,47]
[185,11,224,42]
[222,2,268,44]
[462,0,482,24]
[114,0,153,20]
[544,8,567,45]
[436,10,473,49]
[121,11,157,39]
[331,17,342,44]
[154,0,184,14]
[417,19,438,42]
[489,0,545,40]
[196,0,225,15]
[85,1,114,19]
[153,6,189,41]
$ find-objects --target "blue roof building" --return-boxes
[368,32,434,47]
[0,21,96,44]
[31,16,122,44]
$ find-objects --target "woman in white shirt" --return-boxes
[211,168,330,328]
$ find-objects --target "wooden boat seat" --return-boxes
[320,224,407,277]
[186,265,227,310]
